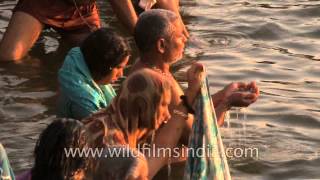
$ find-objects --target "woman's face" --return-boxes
[137,89,171,141]
[155,89,171,129]
[98,56,130,85]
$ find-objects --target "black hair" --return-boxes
[31,118,86,180]
[81,28,130,82]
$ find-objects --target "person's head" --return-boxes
[134,9,187,64]
[114,69,171,146]
[32,118,87,180]
[81,28,130,84]
[88,146,148,180]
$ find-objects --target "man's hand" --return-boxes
[223,81,259,108]
[185,63,205,105]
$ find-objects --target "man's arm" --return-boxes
[156,0,189,37]
[212,82,260,126]
[146,105,188,179]
[109,0,138,34]
[185,88,230,127]
[156,0,180,15]
[109,0,189,36]
[185,77,259,128]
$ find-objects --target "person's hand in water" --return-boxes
[209,80,259,126]
[223,81,259,108]
[186,63,205,105]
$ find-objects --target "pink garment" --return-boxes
[16,170,31,180]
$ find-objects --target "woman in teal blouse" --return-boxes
[58,28,130,120]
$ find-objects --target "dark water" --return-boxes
[0,0,320,179]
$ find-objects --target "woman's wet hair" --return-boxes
[114,69,171,138]
[81,28,130,82]
[134,9,178,54]
[31,118,87,180]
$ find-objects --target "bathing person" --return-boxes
[16,118,149,180]
[83,69,173,148]
[83,68,203,178]
[57,28,130,120]
[131,9,260,129]
[0,143,15,180]
[0,0,187,61]
[16,118,87,180]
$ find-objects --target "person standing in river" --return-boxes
[57,28,130,120]
[0,0,188,62]
[131,9,260,131]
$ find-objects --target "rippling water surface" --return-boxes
[0,0,319,179]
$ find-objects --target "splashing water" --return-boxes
[225,107,248,146]
[236,107,247,146]
[225,110,231,128]
[240,108,247,145]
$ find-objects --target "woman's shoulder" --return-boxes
[82,109,109,146]
[82,108,127,146]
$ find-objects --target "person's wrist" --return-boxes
[185,90,194,105]
[186,87,198,104]
[220,98,231,111]
[221,87,230,98]
[180,95,195,114]
[187,84,198,92]
[214,89,228,105]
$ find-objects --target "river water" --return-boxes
[0,0,319,179]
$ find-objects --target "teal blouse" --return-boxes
[58,47,116,120]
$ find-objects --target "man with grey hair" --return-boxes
[133,9,259,126]
[134,9,180,55]
[131,9,259,178]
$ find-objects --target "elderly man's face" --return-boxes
[164,20,187,63]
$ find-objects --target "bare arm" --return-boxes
[147,105,188,179]
[109,0,189,37]
[156,0,189,37]
[156,0,180,14]
[143,64,203,178]
[109,0,138,34]
[212,81,260,126]
[184,88,229,128]
[186,80,260,127]
[214,99,230,127]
